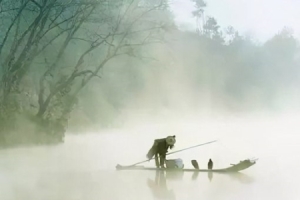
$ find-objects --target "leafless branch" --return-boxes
[30,0,42,9]
[0,0,29,56]
[36,27,73,56]
[73,70,101,78]
[47,4,66,28]
[94,33,115,46]
[41,13,76,38]
[71,33,111,75]
[71,37,95,43]
[113,2,165,55]
[0,8,21,13]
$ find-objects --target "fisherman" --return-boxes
[146,136,176,168]
[208,158,213,170]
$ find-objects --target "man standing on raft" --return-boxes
[146,136,176,168]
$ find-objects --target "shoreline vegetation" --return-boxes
[1,0,299,148]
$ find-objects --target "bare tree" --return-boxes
[0,0,173,144]
[36,0,172,118]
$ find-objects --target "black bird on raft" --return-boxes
[208,159,213,170]
[191,160,199,169]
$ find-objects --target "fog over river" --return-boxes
[1,114,299,200]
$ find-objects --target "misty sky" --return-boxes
[171,0,300,42]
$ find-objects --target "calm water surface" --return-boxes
[0,116,299,200]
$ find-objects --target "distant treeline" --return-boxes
[0,0,299,147]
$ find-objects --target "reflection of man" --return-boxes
[147,171,176,200]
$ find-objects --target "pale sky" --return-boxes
[171,0,300,42]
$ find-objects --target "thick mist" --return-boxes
[74,27,300,129]
[1,0,300,200]
[1,116,300,199]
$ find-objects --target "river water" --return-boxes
[0,115,299,200]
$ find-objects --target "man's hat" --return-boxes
[166,135,176,145]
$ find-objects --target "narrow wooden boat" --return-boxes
[116,159,257,173]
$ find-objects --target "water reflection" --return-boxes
[166,171,184,181]
[147,171,176,200]
[191,171,253,183]
[146,169,253,200]
[228,172,255,184]
[202,172,255,184]
[208,171,213,182]
[191,171,213,182]
[192,171,199,180]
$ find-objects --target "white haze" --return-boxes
[1,0,300,200]
[1,115,300,199]
[171,0,300,41]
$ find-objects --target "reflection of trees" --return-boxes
[147,171,176,200]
